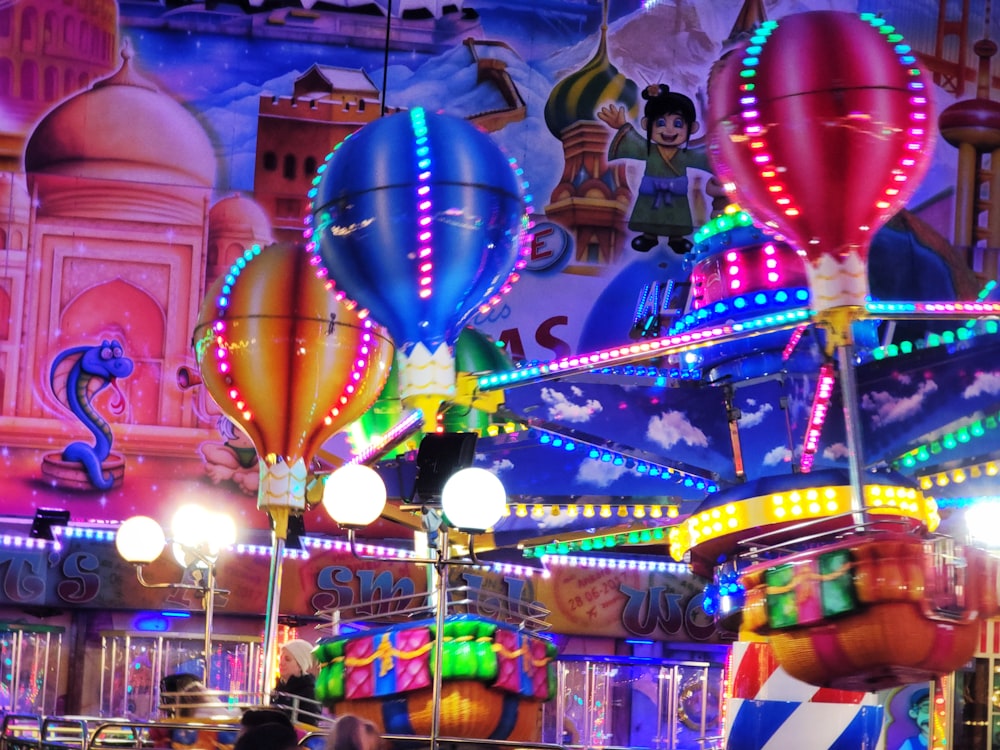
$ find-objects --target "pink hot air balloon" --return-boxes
[708,11,934,318]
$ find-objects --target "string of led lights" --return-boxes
[491,411,722,492]
[504,502,680,521]
[346,408,424,465]
[522,525,671,559]
[913,456,1000,491]
[893,408,1000,470]
[799,362,836,473]
[476,309,813,391]
[540,552,687,575]
[476,301,1000,394]
[864,319,999,362]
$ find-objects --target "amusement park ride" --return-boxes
[172,8,1000,750]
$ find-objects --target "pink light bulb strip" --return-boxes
[346,409,424,466]
[478,308,811,391]
[410,109,435,302]
[782,324,809,361]
[211,246,264,424]
[478,157,535,315]
[800,361,836,473]
[324,319,379,427]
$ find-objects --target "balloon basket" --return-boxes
[333,681,542,745]
[765,600,980,690]
[740,532,999,690]
[315,614,555,746]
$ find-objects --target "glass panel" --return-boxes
[210,640,260,702]
[588,662,614,747]
[0,630,17,713]
[99,633,262,720]
[675,664,724,750]
[551,661,606,748]
[161,638,206,686]
[100,634,136,718]
[613,661,668,750]
[0,628,65,715]
[953,658,989,750]
[543,657,724,750]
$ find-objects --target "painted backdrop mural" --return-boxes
[1,0,999,590]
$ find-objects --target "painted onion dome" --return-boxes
[543,13,639,139]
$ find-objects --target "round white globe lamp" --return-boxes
[441,467,506,532]
[967,502,1000,548]
[170,504,236,566]
[323,464,388,528]
[116,515,166,564]
[205,511,238,556]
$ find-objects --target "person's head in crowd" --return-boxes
[327,715,381,750]
[361,722,381,750]
[160,673,213,717]
[233,722,299,750]
[241,707,295,733]
[280,639,317,682]
[161,673,202,696]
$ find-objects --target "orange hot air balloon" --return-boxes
[193,242,394,537]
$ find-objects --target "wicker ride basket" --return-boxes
[332,681,542,741]
[740,533,1000,690]
[315,614,555,745]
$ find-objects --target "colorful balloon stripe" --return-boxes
[193,243,394,473]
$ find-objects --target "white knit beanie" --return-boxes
[282,639,316,674]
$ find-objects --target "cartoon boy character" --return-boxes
[599,84,724,254]
[898,688,930,750]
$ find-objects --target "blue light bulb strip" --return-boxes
[668,288,810,335]
[532,427,719,492]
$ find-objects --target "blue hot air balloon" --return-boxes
[307,108,530,425]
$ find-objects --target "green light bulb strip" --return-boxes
[964,280,998,329]
[894,408,1000,469]
[522,526,669,558]
[692,209,756,245]
[868,319,999,362]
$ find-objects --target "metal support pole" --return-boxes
[261,534,286,701]
[724,384,746,481]
[429,527,449,750]
[838,343,867,527]
[203,564,216,687]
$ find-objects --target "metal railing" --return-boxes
[733,509,929,564]
[0,714,575,750]
[316,583,551,636]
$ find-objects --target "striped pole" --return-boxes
[724,641,884,750]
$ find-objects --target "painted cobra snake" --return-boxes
[50,340,134,490]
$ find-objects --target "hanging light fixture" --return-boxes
[440,467,507,533]
[322,463,389,528]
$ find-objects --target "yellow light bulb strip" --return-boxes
[668,482,937,561]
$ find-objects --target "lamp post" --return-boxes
[115,505,236,687]
[322,462,507,750]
